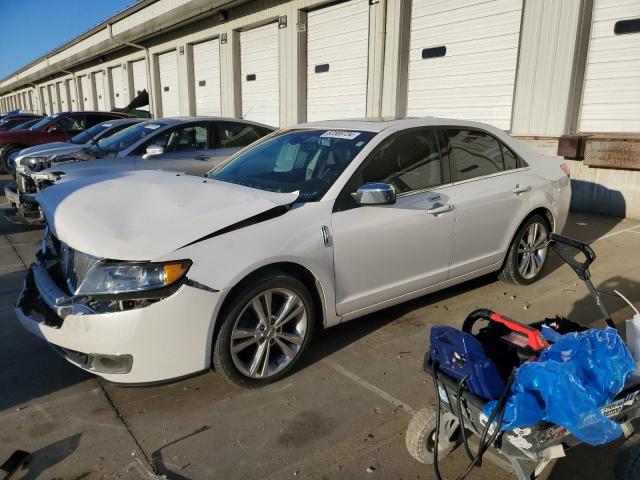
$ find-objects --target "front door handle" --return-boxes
[427,204,454,215]
[512,184,531,194]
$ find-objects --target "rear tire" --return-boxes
[499,214,550,285]
[212,271,316,388]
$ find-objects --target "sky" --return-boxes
[0,0,134,79]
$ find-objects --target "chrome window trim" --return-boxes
[451,166,531,187]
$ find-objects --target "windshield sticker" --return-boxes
[320,130,361,140]
[145,124,162,130]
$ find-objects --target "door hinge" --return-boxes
[321,225,332,247]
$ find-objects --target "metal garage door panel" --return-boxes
[49,84,60,114]
[131,59,149,111]
[192,38,221,116]
[407,0,522,130]
[110,66,125,109]
[80,75,94,110]
[307,0,370,121]
[579,0,640,132]
[158,50,180,117]
[240,23,279,127]
[94,71,106,111]
[58,81,68,111]
[40,87,50,114]
[67,79,78,111]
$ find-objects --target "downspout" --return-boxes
[60,69,80,112]
[108,23,155,117]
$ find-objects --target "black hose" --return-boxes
[456,374,475,462]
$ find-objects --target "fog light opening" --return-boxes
[89,354,133,374]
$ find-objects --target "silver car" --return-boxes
[14,117,274,221]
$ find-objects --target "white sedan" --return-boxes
[16,117,571,386]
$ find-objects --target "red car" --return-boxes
[0,111,131,173]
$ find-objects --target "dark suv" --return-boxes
[0,111,131,173]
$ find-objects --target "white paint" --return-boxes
[110,66,126,109]
[79,75,94,110]
[579,0,640,132]
[407,0,523,130]
[306,0,370,121]
[192,38,221,116]
[240,23,279,127]
[158,50,180,116]
[94,71,106,111]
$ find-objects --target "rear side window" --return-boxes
[447,129,512,181]
[215,122,270,148]
[55,115,86,133]
[362,129,442,194]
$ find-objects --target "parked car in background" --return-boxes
[28,117,275,190]
[0,113,43,131]
[17,117,571,387]
[5,118,144,221]
[0,111,131,173]
[8,118,42,131]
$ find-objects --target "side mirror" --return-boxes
[351,183,396,206]
[143,145,164,159]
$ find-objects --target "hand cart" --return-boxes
[406,233,640,480]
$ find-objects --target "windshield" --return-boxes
[93,121,167,153]
[71,122,113,144]
[207,129,376,202]
[28,116,54,131]
[9,119,40,131]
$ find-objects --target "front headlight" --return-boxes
[25,156,50,172]
[76,260,191,296]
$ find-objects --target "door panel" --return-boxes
[446,129,531,277]
[158,51,180,116]
[332,188,456,315]
[192,39,222,116]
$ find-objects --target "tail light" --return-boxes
[560,163,570,177]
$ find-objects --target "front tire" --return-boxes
[212,271,316,387]
[499,214,550,285]
[1,145,21,175]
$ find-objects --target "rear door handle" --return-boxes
[512,184,531,194]
[427,204,454,215]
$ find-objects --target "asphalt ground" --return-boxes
[2,174,640,480]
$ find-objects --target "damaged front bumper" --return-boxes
[15,258,224,383]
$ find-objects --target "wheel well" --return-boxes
[501,208,554,269]
[211,263,325,357]
[2,144,27,158]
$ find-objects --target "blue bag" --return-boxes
[483,327,635,446]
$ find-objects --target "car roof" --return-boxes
[155,116,276,130]
[290,117,510,135]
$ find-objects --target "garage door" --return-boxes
[307,0,370,121]
[49,84,60,113]
[132,59,148,98]
[158,50,180,116]
[240,23,279,127]
[80,75,94,110]
[94,71,106,111]
[579,0,640,132]
[58,81,68,111]
[192,38,221,116]
[40,86,50,114]
[67,79,78,111]
[110,66,126,109]
[407,0,522,130]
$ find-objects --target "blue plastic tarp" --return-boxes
[484,327,635,446]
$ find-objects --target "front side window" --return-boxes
[216,122,272,148]
[362,130,443,194]
[208,129,376,202]
[447,129,505,181]
[54,115,86,133]
[146,124,208,153]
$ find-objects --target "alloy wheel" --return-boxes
[230,288,308,379]
[517,221,548,280]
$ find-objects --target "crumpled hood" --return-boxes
[37,170,298,261]
[16,142,73,160]
[42,156,131,177]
